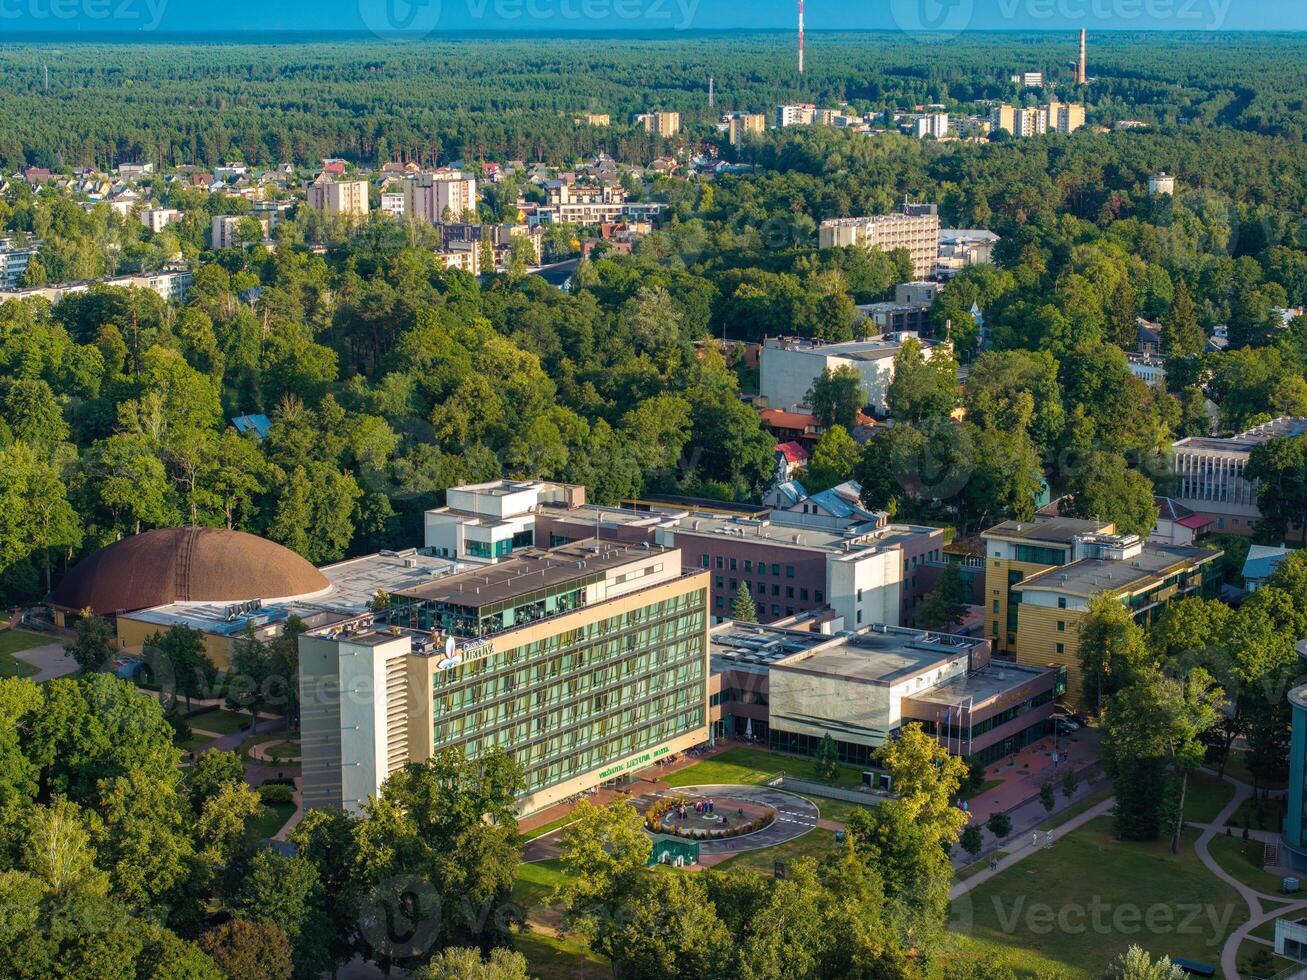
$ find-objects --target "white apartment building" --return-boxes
[775,104,816,127]
[1126,353,1167,388]
[380,192,405,217]
[819,206,941,279]
[211,214,271,250]
[402,172,478,224]
[635,111,681,136]
[140,208,184,234]
[913,113,950,139]
[0,238,39,290]
[0,267,194,305]
[306,178,370,218]
[759,335,938,417]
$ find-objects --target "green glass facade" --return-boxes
[429,587,708,797]
[392,576,597,638]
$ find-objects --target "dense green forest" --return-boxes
[2,31,1307,170]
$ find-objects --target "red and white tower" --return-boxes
[798,0,805,75]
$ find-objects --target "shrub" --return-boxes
[986,811,1013,839]
[258,782,295,806]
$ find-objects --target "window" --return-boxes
[800,588,809,601]
[715,596,724,608]
[1015,545,1067,565]
[771,584,780,597]
[786,565,795,578]
[772,564,781,576]
[715,556,724,569]
[715,576,723,588]
[1057,597,1067,609]
[992,621,999,636]
[786,607,794,616]
[815,590,824,604]
[729,579,737,591]
[701,554,709,568]
[1056,642,1064,654]
[785,587,794,598]
[857,611,863,623]
[772,604,781,616]
[730,558,737,571]
[992,600,1000,613]
[744,560,753,572]
[1057,621,1065,632]
[857,588,863,601]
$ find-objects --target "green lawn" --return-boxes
[1237,939,1297,979]
[1226,795,1286,833]
[0,629,48,677]
[513,929,607,980]
[1207,834,1290,897]
[713,828,840,875]
[1184,773,1236,825]
[944,817,1246,978]
[1222,750,1288,792]
[523,814,578,841]
[512,859,575,912]
[246,801,296,841]
[965,778,1003,800]
[186,707,256,736]
[663,747,866,789]
[1036,786,1114,832]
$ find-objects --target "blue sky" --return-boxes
[4,0,1303,35]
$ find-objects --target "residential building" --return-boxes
[710,621,1059,765]
[635,111,680,137]
[140,208,184,234]
[401,171,478,223]
[117,162,154,180]
[1014,71,1044,87]
[727,113,766,146]
[775,104,816,127]
[990,102,1084,137]
[300,539,711,815]
[211,214,272,250]
[981,517,1222,700]
[432,244,480,276]
[306,177,370,218]
[1046,100,1086,133]
[380,192,405,217]
[1126,352,1167,388]
[0,267,193,305]
[1150,497,1214,547]
[1243,545,1291,592]
[912,113,950,139]
[0,238,39,290]
[579,113,610,126]
[819,204,940,279]
[758,335,938,416]
[1149,172,1177,197]
[856,301,931,337]
[935,229,1000,277]
[1172,418,1307,535]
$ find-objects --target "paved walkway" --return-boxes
[1188,772,1307,980]
[964,730,1100,823]
[12,641,79,681]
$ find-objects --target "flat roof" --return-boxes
[910,660,1054,707]
[669,513,937,555]
[1014,544,1216,598]
[984,517,1111,545]
[120,549,466,636]
[731,622,981,685]
[392,539,672,609]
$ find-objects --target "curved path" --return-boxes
[1191,772,1307,979]
[646,784,821,856]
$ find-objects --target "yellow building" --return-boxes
[981,518,1222,701]
[636,111,681,137]
[728,113,766,146]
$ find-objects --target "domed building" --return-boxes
[49,527,462,671]
[52,527,332,618]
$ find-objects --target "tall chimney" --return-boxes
[798,0,805,75]
[1077,29,1087,85]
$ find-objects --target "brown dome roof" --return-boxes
[52,528,330,615]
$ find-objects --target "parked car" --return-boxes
[1055,719,1080,736]
[112,657,148,680]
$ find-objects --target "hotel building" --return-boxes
[818,204,941,279]
[299,539,710,815]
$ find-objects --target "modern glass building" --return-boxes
[1283,641,1307,870]
[300,540,710,815]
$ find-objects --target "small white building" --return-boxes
[1149,173,1176,197]
[758,335,939,417]
[1126,352,1167,388]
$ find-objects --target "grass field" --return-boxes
[0,629,48,677]
[945,817,1245,978]
[1184,773,1237,825]
[713,828,840,875]
[185,707,254,735]
[663,747,865,789]
[523,814,577,841]
[797,794,880,828]
[1207,834,1289,896]
[512,859,574,912]
[246,801,296,841]
[513,929,607,980]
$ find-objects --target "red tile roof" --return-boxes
[776,441,810,464]
[760,408,819,430]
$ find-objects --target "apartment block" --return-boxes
[758,334,939,416]
[402,171,478,223]
[306,178,370,218]
[818,204,940,279]
[981,517,1221,701]
[727,113,766,146]
[775,104,816,127]
[635,111,680,137]
[0,238,39,290]
[140,208,184,234]
[300,539,710,815]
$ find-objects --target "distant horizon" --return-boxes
[0,0,1300,37]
